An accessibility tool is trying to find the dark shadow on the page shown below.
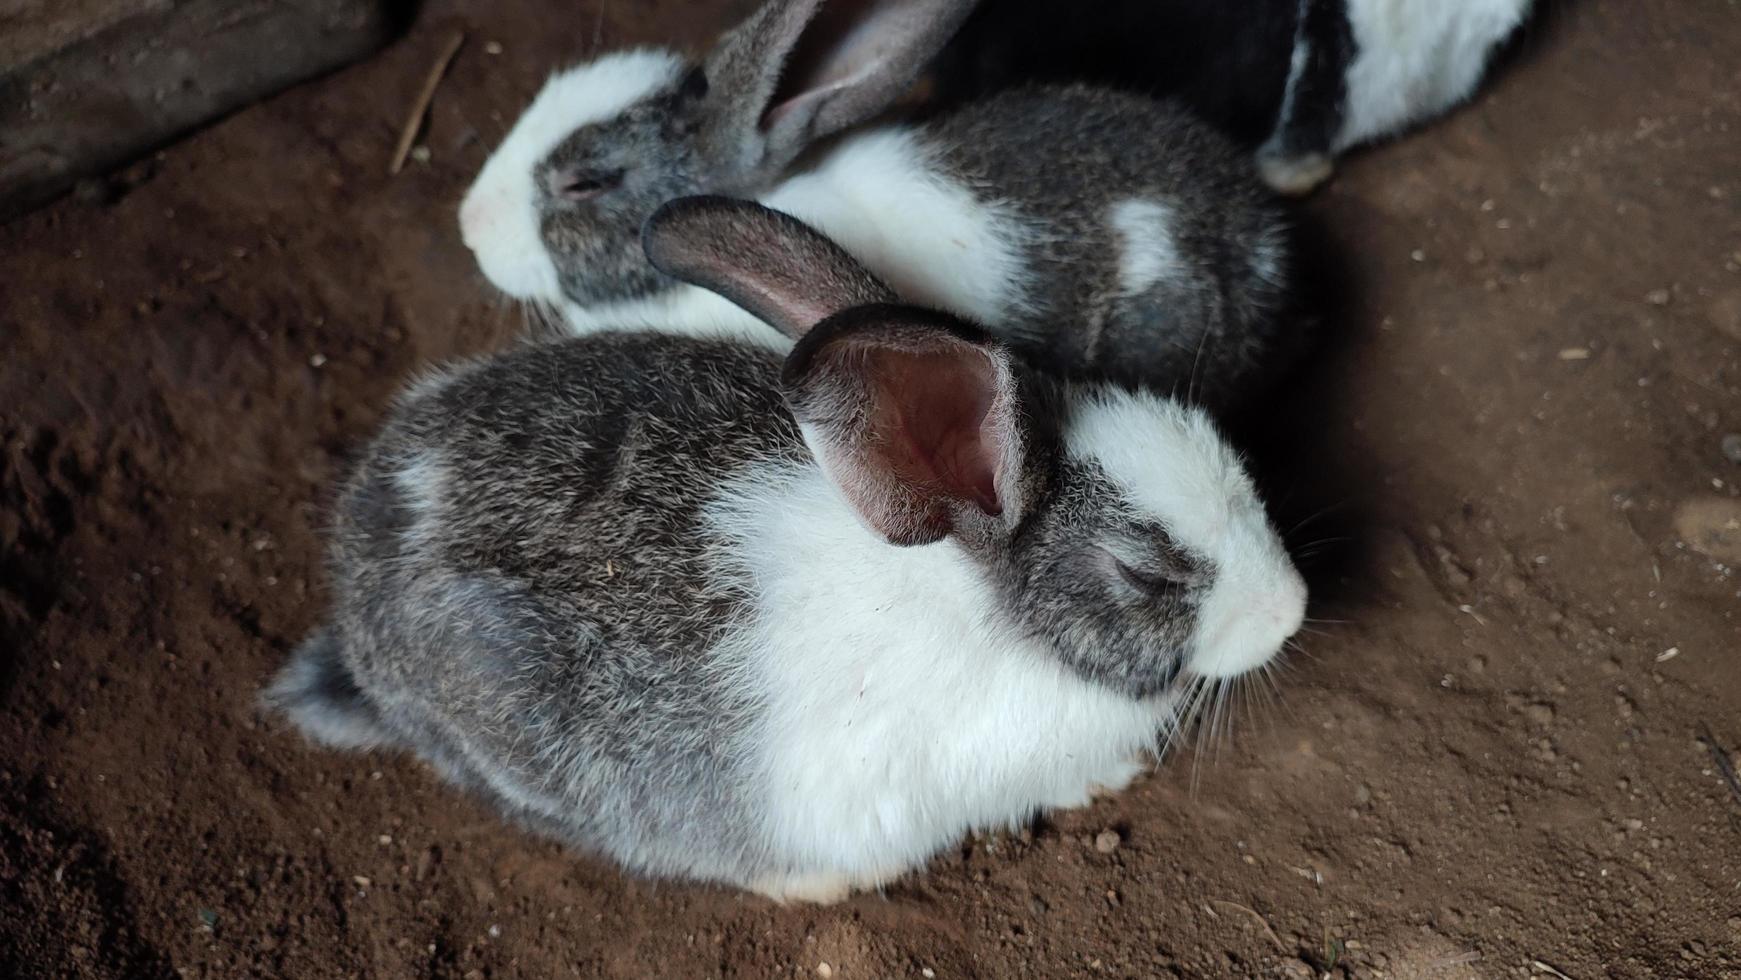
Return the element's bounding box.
[931,0,1300,146]
[1225,202,1380,616]
[0,775,176,978]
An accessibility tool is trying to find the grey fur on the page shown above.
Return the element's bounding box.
[921,85,1297,407]
[516,0,1297,415]
[698,0,979,182]
[262,626,390,749]
[273,201,1232,891]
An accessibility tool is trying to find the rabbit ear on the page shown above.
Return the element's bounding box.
[782,306,1025,546]
[643,195,896,339]
[700,0,976,180]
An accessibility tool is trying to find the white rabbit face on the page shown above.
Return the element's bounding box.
[1002,388,1304,695]
[1069,390,1306,679]
[459,49,689,307]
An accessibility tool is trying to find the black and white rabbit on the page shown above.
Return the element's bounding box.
[931,0,1537,194]
[270,197,1307,902]
[458,0,1296,411]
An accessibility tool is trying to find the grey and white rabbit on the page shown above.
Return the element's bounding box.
[269,197,1307,902]
[458,0,1296,411]
[930,0,1537,195]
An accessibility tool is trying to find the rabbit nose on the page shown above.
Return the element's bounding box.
[458,196,487,246]
[1271,575,1308,633]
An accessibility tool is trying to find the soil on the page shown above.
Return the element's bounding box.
[2,1,1738,978]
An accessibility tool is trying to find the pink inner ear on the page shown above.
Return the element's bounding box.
[870,347,1005,516]
[759,1,896,134]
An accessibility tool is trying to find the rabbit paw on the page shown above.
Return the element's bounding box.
[1257,151,1335,197]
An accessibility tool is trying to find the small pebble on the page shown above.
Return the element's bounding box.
[816,962,833,978]
[1674,496,1741,563]
[484,40,504,55]
[1721,433,1741,464]
[411,145,432,164]
[1557,347,1591,360]
[1093,830,1121,854]
[1645,288,1672,306]
[309,352,328,368]
[352,875,371,888]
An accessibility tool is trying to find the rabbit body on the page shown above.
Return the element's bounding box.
[275,332,1213,899]
[554,84,1291,408]
[460,0,1296,411]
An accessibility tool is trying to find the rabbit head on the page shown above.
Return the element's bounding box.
[458,0,974,312]
[648,197,1308,696]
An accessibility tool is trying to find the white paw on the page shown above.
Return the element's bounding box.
[1257,152,1335,196]
[747,870,855,905]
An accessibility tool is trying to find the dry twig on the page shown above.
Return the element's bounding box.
[1209,900,1286,952]
[1697,723,1741,810]
[390,31,466,175]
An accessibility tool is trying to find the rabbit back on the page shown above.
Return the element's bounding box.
[320,334,802,882]
[291,331,1174,891]
[919,86,1295,405]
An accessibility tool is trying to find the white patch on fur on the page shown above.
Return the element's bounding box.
[559,286,788,348]
[759,127,1037,330]
[391,450,448,556]
[394,452,445,519]
[1250,223,1290,290]
[1337,0,1531,150]
[705,462,1172,881]
[1065,389,1306,679]
[1107,199,1186,298]
[459,49,685,303]
[1272,0,1313,141]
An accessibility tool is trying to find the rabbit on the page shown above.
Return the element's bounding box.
[268,196,1308,902]
[457,0,1298,414]
[929,0,1538,195]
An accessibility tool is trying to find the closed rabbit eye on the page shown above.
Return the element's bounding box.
[1107,542,1203,595]
[549,168,624,202]
[1116,559,1184,594]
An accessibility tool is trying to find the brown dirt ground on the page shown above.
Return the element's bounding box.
[3,1,1739,977]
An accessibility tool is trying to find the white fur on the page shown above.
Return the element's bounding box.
[558,287,787,348]
[706,462,1170,881]
[390,450,448,555]
[1107,199,1186,298]
[1336,0,1531,150]
[458,49,685,301]
[761,128,1037,331]
[1250,222,1290,290]
[1066,390,1306,679]
[1272,0,1313,142]
[629,128,1037,343]
[701,391,1301,882]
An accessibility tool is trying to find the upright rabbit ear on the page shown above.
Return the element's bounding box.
[700,0,977,181]
[643,195,896,339]
[782,306,1025,546]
